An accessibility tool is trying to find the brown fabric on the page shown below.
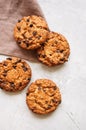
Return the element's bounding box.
[0,0,44,61]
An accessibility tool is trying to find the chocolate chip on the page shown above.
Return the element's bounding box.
[33,31,37,36]
[26,93,29,96]
[37,35,41,39]
[55,40,58,44]
[45,101,48,104]
[26,42,29,47]
[39,26,42,29]
[19,82,22,86]
[52,99,61,104]
[15,59,21,64]
[52,99,57,103]
[17,59,21,62]
[46,39,48,42]
[26,19,29,22]
[59,100,61,104]
[23,41,26,43]
[47,105,52,109]
[3,70,8,73]
[10,82,15,88]
[37,54,40,58]
[30,24,33,27]
[3,73,7,77]
[18,20,21,23]
[3,62,7,66]
[28,78,31,80]
[22,65,28,72]
[43,88,46,92]
[17,26,21,31]
[49,54,52,56]
[53,86,57,90]
[13,65,16,69]
[60,58,65,61]
[60,50,64,53]
[24,40,29,47]
[17,41,21,44]
[38,86,41,90]
[7,58,12,60]
[35,100,38,103]
[24,41,29,47]
[28,37,32,40]
[40,43,45,47]
[0,87,3,89]
[22,33,26,38]
[43,55,46,58]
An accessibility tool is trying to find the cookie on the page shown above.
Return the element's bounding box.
[0,57,31,92]
[14,15,49,50]
[37,44,53,66]
[26,79,61,114]
[37,32,70,66]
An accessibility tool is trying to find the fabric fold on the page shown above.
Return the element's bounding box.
[0,0,44,61]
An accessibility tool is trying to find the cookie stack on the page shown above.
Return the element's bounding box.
[14,15,70,66]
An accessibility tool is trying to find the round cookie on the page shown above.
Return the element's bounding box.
[26,79,61,114]
[0,57,31,92]
[14,15,49,50]
[37,32,70,66]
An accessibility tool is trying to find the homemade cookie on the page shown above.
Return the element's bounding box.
[37,32,70,66]
[14,15,49,50]
[0,57,31,92]
[26,79,61,114]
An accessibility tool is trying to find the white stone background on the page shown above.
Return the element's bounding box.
[0,0,86,130]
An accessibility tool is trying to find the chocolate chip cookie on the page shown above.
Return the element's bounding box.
[37,32,70,66]
[26,79,61,114]
[0,57,31,92]
[14,15,49,50]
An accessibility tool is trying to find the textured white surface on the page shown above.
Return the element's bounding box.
[0,0,86,130]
